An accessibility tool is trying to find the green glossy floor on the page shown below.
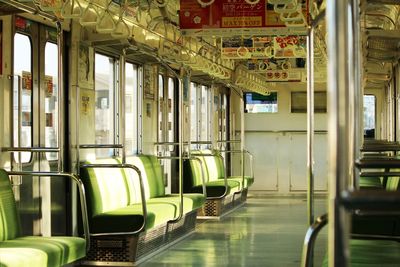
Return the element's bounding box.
[140,195,328,267]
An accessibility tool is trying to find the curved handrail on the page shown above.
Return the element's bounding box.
[154,155,207,223]
[217,149,254,191]
[7,171,91,252]
[79,163,147,236]
[301,213,328,267]
[193,152,229,200]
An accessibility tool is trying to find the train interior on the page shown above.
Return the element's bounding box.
[0,0,399,266]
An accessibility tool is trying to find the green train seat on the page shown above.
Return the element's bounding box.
[0,169,86,267]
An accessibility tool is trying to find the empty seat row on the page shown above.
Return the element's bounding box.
[0,151,249,266]
[183,150,254,217]
[0,169,87,267]
[79,155,206,265]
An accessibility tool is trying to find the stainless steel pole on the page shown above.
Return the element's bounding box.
[327,1,352,266]
[352,0,362,189]
[120,51,126,163]
[57,21,64,172]
[307,26,315,226]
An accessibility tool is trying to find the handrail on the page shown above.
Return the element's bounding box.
[192,152,229,200]
[79,163,147,236]
[2,147,60,153]
[192,157,208,200]
[217,140,241,143]
[301,213,328,267]
[217,149,254,191]
[156,155,207,219]
[7,171,90,252]
[154,142,184,146]
[79,144,124,149]
[191,141,212,145]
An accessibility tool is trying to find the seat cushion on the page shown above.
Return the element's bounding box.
[149,194,206,213]
[225,176,254,188]
[0,248,48,267]
[90,205,154,234]
[322,239,400,266]
[90,201,178,233]
[0,236,86,266]
[189,180,241,198]
[359,176,382,188]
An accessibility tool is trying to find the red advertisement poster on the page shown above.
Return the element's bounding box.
[179,0,221,29]
[180,0,265,30]
[219,0,265,28]
[180,0,309,35]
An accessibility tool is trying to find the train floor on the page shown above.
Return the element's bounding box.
[139,195,328,267]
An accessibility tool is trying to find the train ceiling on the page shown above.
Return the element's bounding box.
[1,0,399,94]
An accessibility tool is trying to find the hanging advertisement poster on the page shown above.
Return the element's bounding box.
[46,113,53,127]
[265,69,302,82]
[221,36,274,59]
[180,0,309,36]
[273,36,307,58]
[45,75,53,97]
[22,71,32,91]
[247,58,292,72]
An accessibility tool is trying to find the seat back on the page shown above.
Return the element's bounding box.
[201,150,225,181]
[0,169,21,241]
[124,155,165,201]
[183,157,208,190]
[79,158,129,218]
[386,176,400,191]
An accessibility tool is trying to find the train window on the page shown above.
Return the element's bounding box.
[191,83,211,148]
[13,33,32,163]
[219,93,228,144]
[190,82,199,143]
[291,91,326,113]
[45,42,58,161]
[167,77,175,143]
[200,85,210,142]
[125,62,140,155]
[95,53,116,157]
[245,92,278,113]
[364,95,376,138]
[158,74,164,142]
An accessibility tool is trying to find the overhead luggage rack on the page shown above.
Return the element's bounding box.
[365,30,400,62]
[368,0,400,4]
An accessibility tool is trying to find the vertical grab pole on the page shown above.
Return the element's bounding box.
[307,26,315,226]
[76,84,80,175]
[327,0,352,266]
[56,21,64,172]
[178,67,186,221]
[240,90,245,190]
[120,51,126,163]
[352,0,362,189]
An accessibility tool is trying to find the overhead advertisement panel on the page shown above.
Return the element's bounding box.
[179,0,309,36]
[221,36,306,59]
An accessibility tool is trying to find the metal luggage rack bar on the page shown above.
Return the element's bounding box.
[367,0,400,4]
[2,147,60,152]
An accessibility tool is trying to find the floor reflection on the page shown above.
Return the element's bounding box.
[140,196,328,267]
